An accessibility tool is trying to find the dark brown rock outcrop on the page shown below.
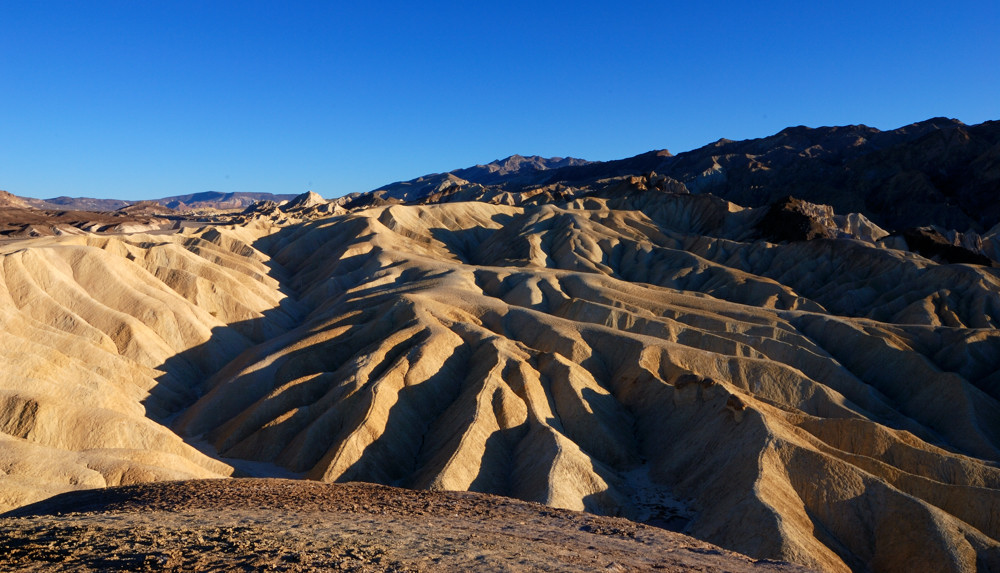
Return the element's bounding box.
[896,227,996,265]
[756,196,838,242]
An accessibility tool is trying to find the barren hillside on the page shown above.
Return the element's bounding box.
[1,120,999,572]
[0,478,809,572]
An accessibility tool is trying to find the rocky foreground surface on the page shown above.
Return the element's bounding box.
[0,478,808,572]
[1,119,999,572]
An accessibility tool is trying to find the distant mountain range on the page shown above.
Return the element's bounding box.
[5,117,998,233]
[340,154,591,206]
[16,191,299,213]
[348,117,1000,235]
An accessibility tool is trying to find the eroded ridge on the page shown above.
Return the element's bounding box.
[2,193,999,572]
[0,226,301,510]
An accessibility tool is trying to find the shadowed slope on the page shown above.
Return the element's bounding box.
[0,226,301,510]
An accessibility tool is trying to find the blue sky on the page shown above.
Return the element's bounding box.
[2,1,998,200]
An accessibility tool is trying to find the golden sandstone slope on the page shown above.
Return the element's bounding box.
[1,190,999,572]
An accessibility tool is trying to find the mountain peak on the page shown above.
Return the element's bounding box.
[283,191,327,210]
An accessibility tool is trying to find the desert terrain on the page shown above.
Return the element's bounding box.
[0,478,808,572]
[1,118,998,572]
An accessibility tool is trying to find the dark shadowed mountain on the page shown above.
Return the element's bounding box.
[365,118,999,234]
[365,155,591,203]
[451,154,591,185]
[658,117,1000,232]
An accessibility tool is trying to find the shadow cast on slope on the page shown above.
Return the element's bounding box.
[141,223,314,476]
[141,221,484,481]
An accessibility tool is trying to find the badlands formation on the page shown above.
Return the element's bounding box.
[1,118,999,572]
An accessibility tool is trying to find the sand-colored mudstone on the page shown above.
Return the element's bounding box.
[1,191,998,572]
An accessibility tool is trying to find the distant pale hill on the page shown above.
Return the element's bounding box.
[0,191,177,238]
[0,190,34,209]
[155,191,299,211]
[23,196,131,211]
[19,191,299,213]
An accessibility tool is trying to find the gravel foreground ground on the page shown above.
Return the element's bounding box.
[0,478,811,572]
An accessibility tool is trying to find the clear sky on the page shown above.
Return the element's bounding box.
[2,1,998,200]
